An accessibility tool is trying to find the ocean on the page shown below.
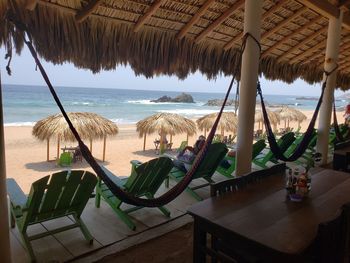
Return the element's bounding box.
[2,84,348,126]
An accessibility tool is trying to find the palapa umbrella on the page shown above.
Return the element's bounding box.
[196,112,238,137]
[277,106,304,128]
[33,112,118,162]
[136,113,196,153]
[255,109,281,132]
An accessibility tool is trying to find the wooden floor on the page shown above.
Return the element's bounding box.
[9,174,225,263]
[10,154,334,263]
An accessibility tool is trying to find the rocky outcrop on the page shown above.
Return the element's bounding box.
[151,93,194,103]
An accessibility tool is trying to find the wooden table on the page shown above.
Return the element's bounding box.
[188,169,350,262]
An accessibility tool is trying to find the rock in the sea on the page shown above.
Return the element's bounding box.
[172,93,194,103]
[205,99,237,106]
[150,95,173,103]
[151,93,194,103]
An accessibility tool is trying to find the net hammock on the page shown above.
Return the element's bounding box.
[5,4,253,207]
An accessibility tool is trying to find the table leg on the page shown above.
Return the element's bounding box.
[193,219,206,263]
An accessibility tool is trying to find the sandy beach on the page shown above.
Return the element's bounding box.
[4,110,345,193]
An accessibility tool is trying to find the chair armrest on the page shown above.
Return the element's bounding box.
[100,166,126,188]
[130,160,142,167]
[162,153,176,160]
[6,178,27,208]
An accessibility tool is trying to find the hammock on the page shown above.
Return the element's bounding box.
[257,80,327,162]
[5,4,251,207]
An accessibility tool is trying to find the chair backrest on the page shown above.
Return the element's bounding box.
[261,133,295,163]
[177,141,188,152]
[23,170,97,226]
[193,142,228,180]
[59,152,72,166]
[211,163,286,197]
[311,202,350,263]
[124,157,174,196]
[252,139,266,159]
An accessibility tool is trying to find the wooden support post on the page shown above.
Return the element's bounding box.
[102,135,106,162]
[47,138,50,162]
[170,134,173,144]
[0,71,11,263]
[236,0,263,176]
[317,11,343,165]
[143,134,147,151]
[25,0,38,10]
[186,133,189,142]
[75,0,102,23]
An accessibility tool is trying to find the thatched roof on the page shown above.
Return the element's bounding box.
[2,1,350,89]
[196,112,237,133]
[277,106,307,121]
[32,112,118,141]
[255,109,281,125]
[136,113,196,137]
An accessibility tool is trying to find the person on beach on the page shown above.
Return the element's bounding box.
[173,135,206,172]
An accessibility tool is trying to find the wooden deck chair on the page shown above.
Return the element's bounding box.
[95,157,173,230]
[253,132,295,169]
[6,170,97,261]
[168,143,228,201]
[216,139,266,178]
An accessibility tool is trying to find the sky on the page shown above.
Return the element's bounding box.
[0,47,346,97]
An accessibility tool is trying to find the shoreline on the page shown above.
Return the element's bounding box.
[4,110,346,193]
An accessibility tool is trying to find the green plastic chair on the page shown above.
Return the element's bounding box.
[95,157,174,230]
[216,139,266,178]
[7,170,97,261]
[58,152,72,167]
[168,142,228,201]
[284,130,317,163]
[253,132,295,169]
[176,141,188,153]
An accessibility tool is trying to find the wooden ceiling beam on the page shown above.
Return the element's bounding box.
[224,0,288,50]
[134,0,165,33]
[195,0,244,43]
[177,0,216,40]
[261,16,323,57]
[261,7,307,40]
[75,0,102,23]
[277,27,327,62]
[297,0,350,30]
[25,0,38,10]
[289,39,326,64]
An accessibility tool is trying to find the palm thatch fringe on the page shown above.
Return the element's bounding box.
[2,3,350,90]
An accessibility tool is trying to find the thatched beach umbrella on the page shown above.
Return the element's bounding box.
[277,106,303,128]
[136,113,196,153]
[255,109,281,132]
[33,112,118,162]
[196,112,238,137]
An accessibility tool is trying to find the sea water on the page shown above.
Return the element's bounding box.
[2,84,348,126]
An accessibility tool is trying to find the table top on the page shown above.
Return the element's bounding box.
[188,169,350,255]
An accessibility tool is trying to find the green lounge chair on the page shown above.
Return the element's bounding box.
[58,152,72,166]
[176,141,188,153]
[216,139,266,178]
[168,142,228,201]
[253,132,295,169]
[95,157,173,230]
[7,170,97,261]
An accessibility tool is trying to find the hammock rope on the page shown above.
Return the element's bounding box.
[5,5,254,207]
[257,64,338,162]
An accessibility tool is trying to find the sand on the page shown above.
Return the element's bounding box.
[3,110,345,193]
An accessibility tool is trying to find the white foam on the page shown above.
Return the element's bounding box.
[157,109,234,117]
[110,118,136,124]
[4,122,36,127]
[127,100,186,105]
